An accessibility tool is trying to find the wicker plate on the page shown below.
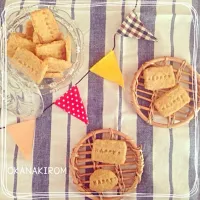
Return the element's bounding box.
[70,129,144,200]
[131,56,200,128]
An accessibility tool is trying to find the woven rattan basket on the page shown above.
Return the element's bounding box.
[70,129,144,200]
[131,56,200,128]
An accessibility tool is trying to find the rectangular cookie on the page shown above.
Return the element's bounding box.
[143,65,176,91]
[43,57,72,72]
[45,72,63,78]
[11,48,48,84]
[7,33,36,57]
[92,139,127,165]
[25,20,34,38]
[154,85,190,117]
[36,40,66,60]
[31,8,61,43]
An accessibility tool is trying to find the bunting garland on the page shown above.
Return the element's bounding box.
[53,50,124,124]
[4,4,159,159]
[52,7,157,124]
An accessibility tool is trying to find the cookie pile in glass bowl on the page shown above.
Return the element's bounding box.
[3,5,83,95]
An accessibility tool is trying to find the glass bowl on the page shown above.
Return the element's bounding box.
[0,4,84,118]
[3,4,84,95]
[0,68,44,119]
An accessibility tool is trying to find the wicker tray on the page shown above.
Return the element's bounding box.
[70,129,144,200]
[131,56,200,128]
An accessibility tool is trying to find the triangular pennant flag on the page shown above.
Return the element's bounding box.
[117,10,157,42]
[55,86,89,124]
[7,119,35,160]
[90,50,124,87]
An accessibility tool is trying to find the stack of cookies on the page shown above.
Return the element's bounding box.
[7,8,72,84]
[89,139,127,192]
[143,65,190,117]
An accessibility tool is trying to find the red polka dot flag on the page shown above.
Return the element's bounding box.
[55,86,89,124]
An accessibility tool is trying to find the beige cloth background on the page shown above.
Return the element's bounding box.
[0,0,200,199]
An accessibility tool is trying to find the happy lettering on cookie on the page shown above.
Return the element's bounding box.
[143,65,176,91]
[92,139,127,165]
[94,147,121,155]
[154,85,190,117]
[92,177,118,185]
[89,169,118,192]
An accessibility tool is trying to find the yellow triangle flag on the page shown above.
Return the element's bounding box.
[90,50,124,87]
[7,119,35,160]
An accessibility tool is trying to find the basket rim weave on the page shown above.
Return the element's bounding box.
[69,128,144,200]
[131,56,200,128]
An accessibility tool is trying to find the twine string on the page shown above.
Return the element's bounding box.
[75,70,90,85]
[133,0,139,18]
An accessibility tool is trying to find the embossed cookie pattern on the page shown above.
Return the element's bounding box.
[89,169,118,192]
[143,65,176,91]
[31,8,61,43]
[154,85,190,117]
[92,139,127,164]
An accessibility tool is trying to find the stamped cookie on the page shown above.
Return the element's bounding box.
[154,85,190,117]
[31,8,61,43]
[89,169,118,192]
[143,65,176,91]
[7,33,36,57]
[43,57,72,72]
[36,40,66,60]
[11,48,48,84]
[92,140,127,164]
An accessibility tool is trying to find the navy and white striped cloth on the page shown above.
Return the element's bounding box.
[1,0,200,199]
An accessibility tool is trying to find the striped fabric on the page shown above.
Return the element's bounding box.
[1,0,200,200]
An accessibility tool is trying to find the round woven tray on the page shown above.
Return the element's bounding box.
[70,129,144,200]
[131,56,200,128]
